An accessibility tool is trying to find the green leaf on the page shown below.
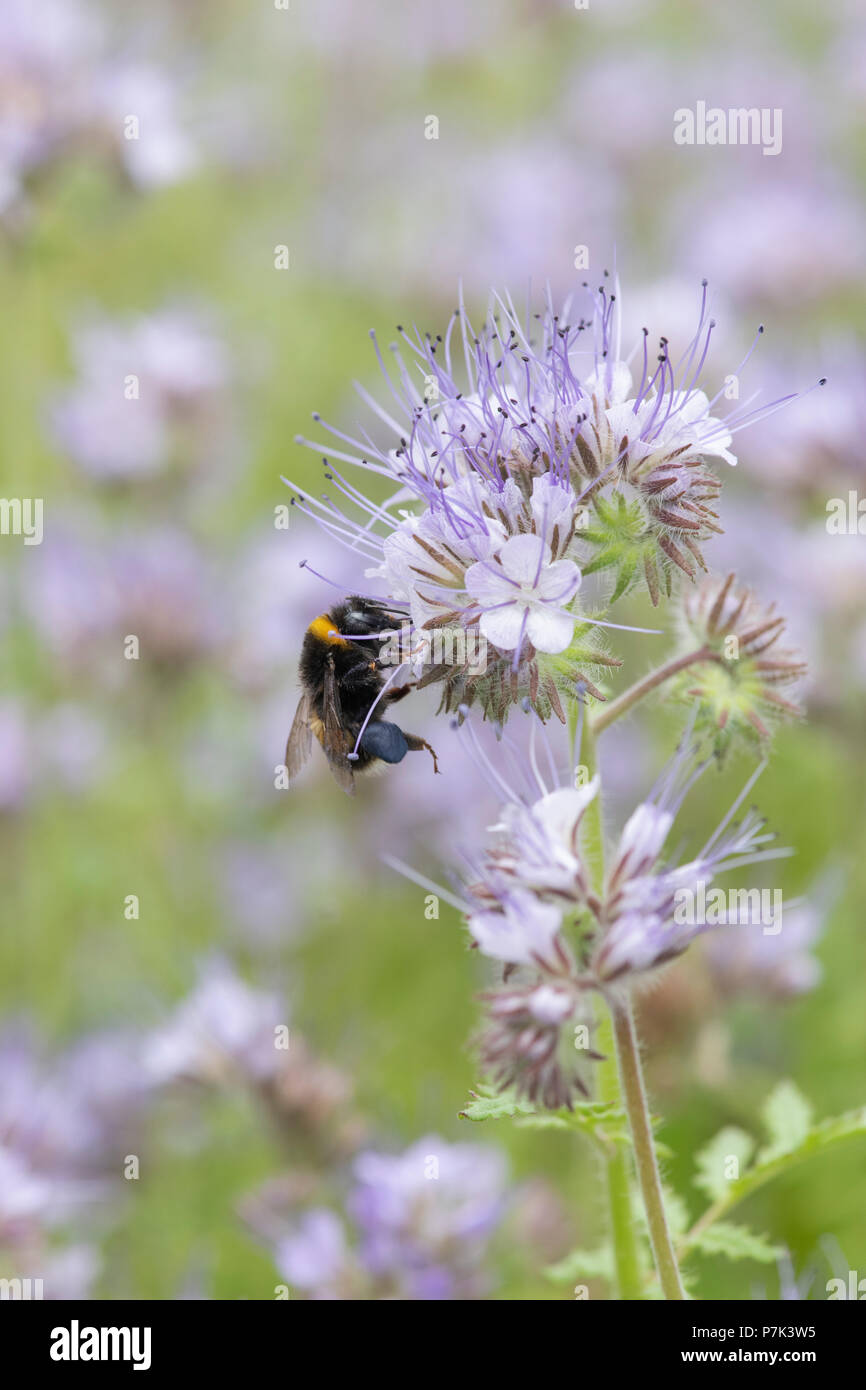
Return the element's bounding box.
[458,1089,536,1122]
[662,1187,691,1239]
[693,1126,756,1201]
[728,1105,866,1203]
[687,1223,784,1264]
[758,1080,814,1164]
[688,1100,866,1250]
[545,1245,615,1284]
[459,1086,630,1148]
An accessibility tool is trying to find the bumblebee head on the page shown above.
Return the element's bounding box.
[340,596,404,639]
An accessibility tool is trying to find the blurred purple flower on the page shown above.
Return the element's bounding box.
[111,527,224,666]
[704,876,835,1000]
[348,1135,506,1299]
[51,309,230,481]
[38,703,109,794]
[22,522,118,667]
[294,0,500,67]
[680,180,865,306]
[0,0,102,217]
[738,341,866,490]
[0,699,32,811]
[0,1024,150,1180]
[144,959,287,1086]
[258,1134,507,1300]
[275,1209,350,1299]
[93,63,198,190]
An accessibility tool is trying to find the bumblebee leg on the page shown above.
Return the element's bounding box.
[404,733,440,774]
[383,682,416,705]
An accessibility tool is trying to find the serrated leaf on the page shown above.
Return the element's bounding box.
[459,1087,630,1148]
[758,1080,814,1163]
[545,1245,615,1284]
[458,1089,536,1122]
[686,1104,866,1249]
[731,1105,866,1200]
[694,1126,756,1201]
[687,1222,784,1264]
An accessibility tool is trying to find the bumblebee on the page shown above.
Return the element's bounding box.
[285,596,440,796]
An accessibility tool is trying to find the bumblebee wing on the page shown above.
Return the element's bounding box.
[321,656,357,797]
[284,692,314,780]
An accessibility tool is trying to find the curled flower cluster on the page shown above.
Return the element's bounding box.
[446,729,789,1108]
[290,279,792,724]
[674,571,807,750]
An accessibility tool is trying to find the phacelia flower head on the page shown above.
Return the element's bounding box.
[424,720,790,1107]
[289,278,792,724]
[674,571,807,751]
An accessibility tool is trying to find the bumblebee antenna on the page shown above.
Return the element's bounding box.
[298,559,399,606]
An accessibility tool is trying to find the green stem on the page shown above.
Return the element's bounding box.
[577,710,685,1300]
[590,646,714,737]
[575,714,643,1300]
[596,1005,644,1299]
[611,998,687,1300]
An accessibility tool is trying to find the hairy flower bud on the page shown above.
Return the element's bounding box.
[674,572,807,750]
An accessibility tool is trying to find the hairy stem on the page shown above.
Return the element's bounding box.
[575,714,643,1300]
[591,646,715,737]
[611,998,687,1300]
[595,1006,644,1299]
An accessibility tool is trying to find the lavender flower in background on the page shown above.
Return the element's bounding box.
[679,179,866,307]
[21,520,119,669]
[0,700,32,812]
[50,309,230,482]
[145,959,366,1154]
[38,703,109,795]
[92,63,198,190]
[0,0,103,221]
[255,1135,507,1301]
[144,959,286,1088]
[111,527,224,668]
[0,0,204,227]
[712,502,866,698]
[349,1137,506,1300]
[738,342,866,490]
[704,875,836,1001]
[0,1022,153,1297]
[274,1208,354,1299]
[291,0,501,68]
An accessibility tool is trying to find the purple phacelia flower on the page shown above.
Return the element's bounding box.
[289,279,795,722]
[421,719,791,1107]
